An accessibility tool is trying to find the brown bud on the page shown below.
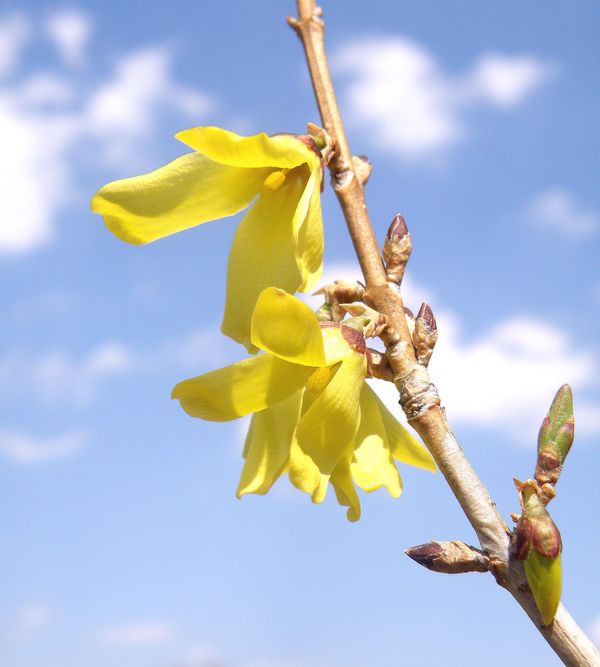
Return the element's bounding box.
[387,213,409,240]
[383,214,412,285]
[405,541,490,574]
[413,302,438,367]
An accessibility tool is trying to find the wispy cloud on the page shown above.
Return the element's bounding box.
[100,621,175,647]
[45,9,92,68]
[0,10,215,256]
[0,430,88,463]
[333,36,556,159]
[85,46,213,165]
[525,189,599,238]
[0,340,133,406]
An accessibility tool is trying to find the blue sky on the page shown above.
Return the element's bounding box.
[1,1,599,665]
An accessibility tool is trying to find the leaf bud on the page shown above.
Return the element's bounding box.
[383,214,412,284]
[413,302,438,367]
[405,540,490,574]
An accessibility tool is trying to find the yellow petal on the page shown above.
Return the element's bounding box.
[524,550,562,626]
[176,127,313,169]
[251,287,326,366]
[221,168,306,352]
[171,354,312,421]
[330,457,362,522]
[295,352,366,476]
[91,153,268,245]
[288,436,325,499]
[368,384,436,473]
[351,384,403,497]
[237,391,302,497]
[295,165,324,292]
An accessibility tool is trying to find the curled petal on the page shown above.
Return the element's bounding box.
[296,167,324,292]
[351,385,403,497]
[176,126,314,169]
[251,288,326,366]
[91,153,267,245]
[237,392,302,497]
[221,169,306,351]
[172,355,312,421]
[295,352,366,477]
[330,457,361,522]
[366,384,436,472]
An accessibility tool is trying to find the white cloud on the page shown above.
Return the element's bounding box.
[526,189,599,238]
[333,36,555,158]
[428,313,598,442]
[0,13,215,256]
[0,430,88,463]
[45,9,91,68]
[101,621,175,647]
[0,340,134,406]
[85,47,213,164]
[0,13,30,77]
[0,80,76,253]
[466,55,555,107]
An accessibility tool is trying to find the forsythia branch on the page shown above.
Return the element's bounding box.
[289,1,600,665]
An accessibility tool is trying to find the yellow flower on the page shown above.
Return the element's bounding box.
[172,287,436,521]
[91,127,324,352]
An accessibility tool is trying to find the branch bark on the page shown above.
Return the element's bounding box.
[289,2,600,665]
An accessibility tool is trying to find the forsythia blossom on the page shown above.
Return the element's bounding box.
[91,127,324,351]
[172,287,435,521]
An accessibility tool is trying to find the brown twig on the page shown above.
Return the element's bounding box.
[289,2,600,665]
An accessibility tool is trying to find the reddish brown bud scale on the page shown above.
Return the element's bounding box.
[387,213,409,240]
[340,324,366,354]
[383,214,412,285]
[413,302,438,367]
[416,302,436,331]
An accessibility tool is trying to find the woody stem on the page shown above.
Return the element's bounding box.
[289,2,600,665]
